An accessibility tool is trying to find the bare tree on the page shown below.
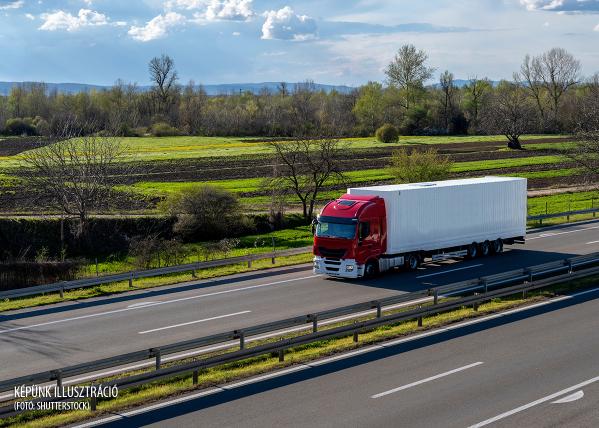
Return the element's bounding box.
[439,70,456,131]
[516,48,580,128]
[482,81,537,150]
[385,44,435,109]
[266,136,346,219]
[149,54,178,115]
[564,80,599,179]
[21,125,127,237]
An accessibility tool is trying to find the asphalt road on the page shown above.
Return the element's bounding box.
[96,285,599,428]
[1,220,599,380]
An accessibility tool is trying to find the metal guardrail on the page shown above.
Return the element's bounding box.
[528,207,599,224]
[0,208,597,301]
[2,251,599,417]
[0,246,313,300]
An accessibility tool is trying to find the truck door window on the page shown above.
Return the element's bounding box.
[359,222,370,241]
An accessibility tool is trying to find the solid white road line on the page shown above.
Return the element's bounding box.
[0,275,318,334]
[127,301,158,308]
[138,311,251,334]
[371,362,483,399]
[586,240,599,245]
[469,376,599,427]
[527,225,599,240]
[416,264,483,279]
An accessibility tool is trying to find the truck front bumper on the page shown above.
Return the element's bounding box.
[313,256,364,279]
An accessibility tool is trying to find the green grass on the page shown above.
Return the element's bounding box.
[528,190,599,216]
[123,155,568,198]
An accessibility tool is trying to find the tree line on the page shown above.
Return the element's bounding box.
[1,47,596,140]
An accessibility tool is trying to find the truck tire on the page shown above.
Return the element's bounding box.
[492,238,503,254]
[466,242,478,259]
[481,240,491,256]
[406,254,420,271]
[365,260,379,278]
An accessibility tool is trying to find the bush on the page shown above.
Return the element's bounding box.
[4,118,37,136]
[389,148,453,183]
[399,105,430,135]
[375,123,400,143]
[161,185,250,241]
[151,122,181,137]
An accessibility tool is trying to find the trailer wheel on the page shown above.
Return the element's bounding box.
[481,240,491,257]
[365,260,379,278]
[406,254,420,271]
[466,242,478,259]
[492,238,503,254]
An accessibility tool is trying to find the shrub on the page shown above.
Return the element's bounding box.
[375,123,400,143]
[389,148,453,183]
[161,185,249,241]
[4,118,37,136]
[151,122,180,137]
[399,105,430,135]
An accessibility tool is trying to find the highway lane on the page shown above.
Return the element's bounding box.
[97,286,599,428]
[1,220,599,380]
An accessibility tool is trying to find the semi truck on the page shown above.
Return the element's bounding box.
[312,176,527,279]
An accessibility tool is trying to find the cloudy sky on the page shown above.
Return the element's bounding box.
[0,0,598,86]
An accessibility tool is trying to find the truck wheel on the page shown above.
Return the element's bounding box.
[406,254,420,271]
[466,242,478,259]
[492,238,503,254]
[365,260,379,278]
[481,240,491,257]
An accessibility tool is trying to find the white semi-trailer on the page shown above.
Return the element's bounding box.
[313,176,527,278]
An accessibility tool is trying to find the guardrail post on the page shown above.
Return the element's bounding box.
[191,269,197,279]
[153,348,161,370]
[376,302,382,318]
[193,370,199,385]
[247,259,252,268]
[95,258,99,277]
[90,383,97,411]
[482,279,488,294]
[52,370,62,389]
[353,322,358,342]
[312,315,318,333]
[568,260,573,274]
[271,256,276,265]
[417,305,423,326]
[239,331,245,350]
[59,286,64,299]
[433,289,438,305]
[473,293,479,311]
[129,274,133,288]
[278,339,285,362]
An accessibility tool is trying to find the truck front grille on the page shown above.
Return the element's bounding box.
[318,247,346,258]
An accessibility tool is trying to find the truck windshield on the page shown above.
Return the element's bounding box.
[316,222,356,239]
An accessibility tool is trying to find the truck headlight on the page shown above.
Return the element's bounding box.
[346,265,354,272]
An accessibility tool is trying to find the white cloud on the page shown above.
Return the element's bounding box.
[261,6,317,41]
[205,0,253,21]
[0,0,24,10]
[520,0,599,13]
[164,0,204,10]
[39,9,110,31]
[25,12,34,19]
[128,12,186,42]
[595,22,599,30]
[232,31,240,36]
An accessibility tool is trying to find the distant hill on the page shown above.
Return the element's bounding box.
[0,81,356,96]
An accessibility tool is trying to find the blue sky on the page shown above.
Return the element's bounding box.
[0,0,598,86]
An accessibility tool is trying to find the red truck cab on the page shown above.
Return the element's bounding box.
[313,195,387,278]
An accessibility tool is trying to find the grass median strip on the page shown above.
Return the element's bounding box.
[2,274,596,428]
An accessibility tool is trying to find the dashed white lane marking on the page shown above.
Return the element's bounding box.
[127,302,158,308]
[0,275,317,334]
[371,362,484,398]
[138,311,251,334]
